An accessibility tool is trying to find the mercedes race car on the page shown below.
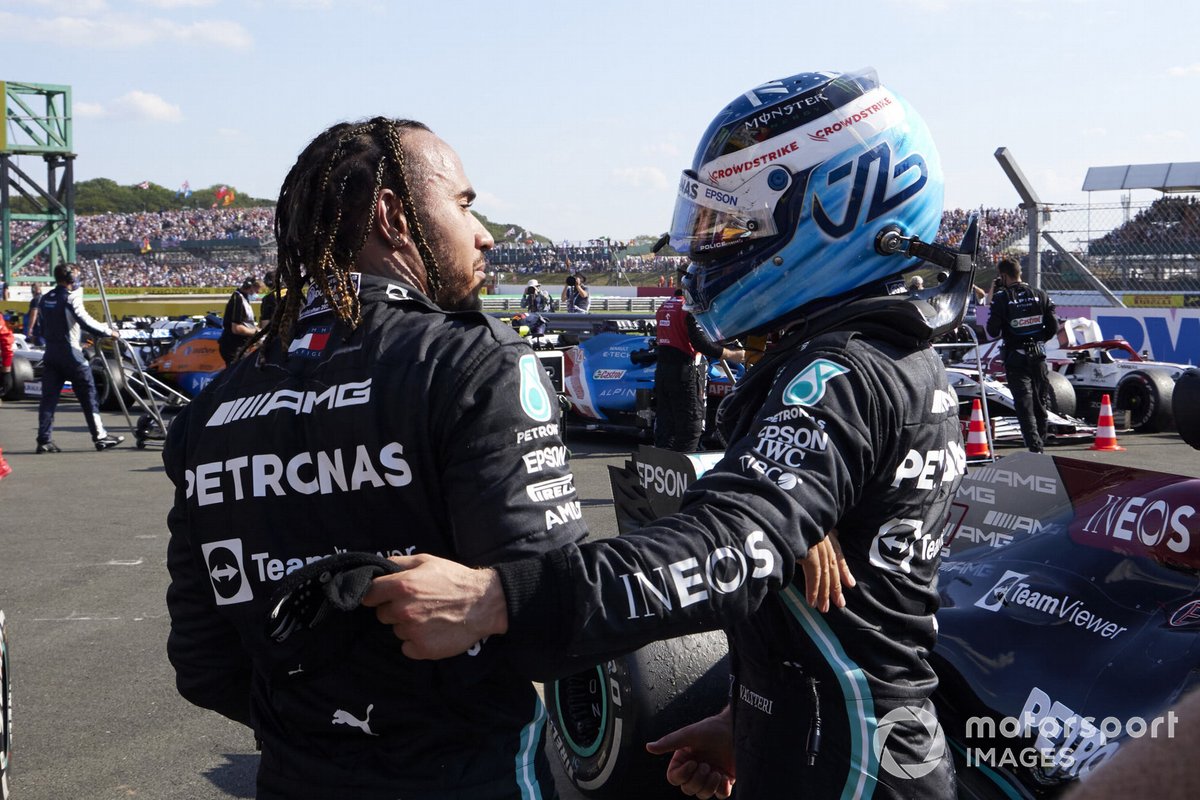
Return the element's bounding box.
[547,448,1200,799]
[956,317,1193,435]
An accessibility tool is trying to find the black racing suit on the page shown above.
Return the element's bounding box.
[36,284,112,445]
[498,299,964,799]
[986,282,1058,452]
[165,275,588,799]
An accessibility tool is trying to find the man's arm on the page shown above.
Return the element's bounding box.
[686,314,744,363]
[67,289,117,339]
[369,345,877,661]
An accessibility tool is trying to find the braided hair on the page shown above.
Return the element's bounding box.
[251,117,442,360]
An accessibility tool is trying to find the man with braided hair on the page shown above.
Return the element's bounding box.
[165,118,586,798]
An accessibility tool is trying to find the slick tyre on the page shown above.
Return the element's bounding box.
[1045,370,1077,418]
[3,357,33,401]
[1174,369,1200,450]
[1116,369,1175,433]
[92,358,128,412]
[545,632,729,799]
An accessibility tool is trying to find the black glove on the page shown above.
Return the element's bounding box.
[265,552,400,643]
[1,370,12,396]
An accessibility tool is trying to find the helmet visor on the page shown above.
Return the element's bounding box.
[668,171,778,258]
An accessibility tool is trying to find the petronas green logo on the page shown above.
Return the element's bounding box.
[782,359,850,407]
[519,354,553,422]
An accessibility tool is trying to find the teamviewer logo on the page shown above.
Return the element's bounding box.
[201,538,254,605]
[974,570,1028,612]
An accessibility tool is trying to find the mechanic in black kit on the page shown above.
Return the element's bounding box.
[366,69,966,800]
[654,286,744,452]
[218,276,265,365]
[986,256,1059,453]
[34,263,124,453]
[164,118,591,799]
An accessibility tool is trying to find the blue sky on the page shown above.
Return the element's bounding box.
[2,0,1197,241]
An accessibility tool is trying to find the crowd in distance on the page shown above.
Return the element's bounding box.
[7,205,1029,289]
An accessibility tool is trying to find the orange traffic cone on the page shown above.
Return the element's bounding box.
[1089,394,1125,451]
[0,448,11,481]
[965,399,991,459]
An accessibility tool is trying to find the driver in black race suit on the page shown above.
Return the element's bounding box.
[165,119,588,799]
[366,70,966,800]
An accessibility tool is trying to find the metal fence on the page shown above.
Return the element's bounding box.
[1033,196,1200,301]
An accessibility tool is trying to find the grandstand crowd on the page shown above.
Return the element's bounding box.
[5,205,1028,289]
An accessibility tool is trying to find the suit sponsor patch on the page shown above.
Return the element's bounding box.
[781,359,849,407]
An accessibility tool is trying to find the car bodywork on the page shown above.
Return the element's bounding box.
[504,312,743,444]
[553,448,1200,799]
[958,317,1192,433]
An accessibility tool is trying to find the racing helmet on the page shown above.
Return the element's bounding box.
[669,69,944,341]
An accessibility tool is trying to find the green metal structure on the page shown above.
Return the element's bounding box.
[1,81,75,288]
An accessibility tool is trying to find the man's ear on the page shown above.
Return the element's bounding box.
[377,188,410,244]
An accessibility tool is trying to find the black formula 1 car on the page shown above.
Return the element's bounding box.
[547,448,1200,799]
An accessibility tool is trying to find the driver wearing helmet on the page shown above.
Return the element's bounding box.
[366,70,966,799]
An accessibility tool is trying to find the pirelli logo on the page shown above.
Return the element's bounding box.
[206,380,372,427]
[526,475,575,503]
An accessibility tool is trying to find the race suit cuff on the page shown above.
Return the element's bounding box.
[494,547,572,645]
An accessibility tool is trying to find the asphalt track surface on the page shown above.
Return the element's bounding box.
[0,398,1196,800]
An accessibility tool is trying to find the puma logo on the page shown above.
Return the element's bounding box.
[332,704,377,736]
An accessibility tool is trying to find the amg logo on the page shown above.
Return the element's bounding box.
[983,510,1053,535]
[954,525,1013,548]
[206,380,371,426]
[971,466,1057,495]
[957,484,996,504]
[526,475,575,503]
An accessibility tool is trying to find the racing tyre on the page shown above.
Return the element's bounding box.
[3,357,33,401]
[2,611,11,800]
[545,632,730,799]
[1174,368,1200,449]
[1045,370,1076,418]
[92,358,128,411]
[1115,369,1175,433]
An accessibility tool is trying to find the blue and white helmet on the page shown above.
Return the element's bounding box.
[669,69,944,341]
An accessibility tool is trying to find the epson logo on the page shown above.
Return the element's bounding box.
[527,475,575,503]
[636,463,690,498]
[753,424,830,468]
[206,380,371,427]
